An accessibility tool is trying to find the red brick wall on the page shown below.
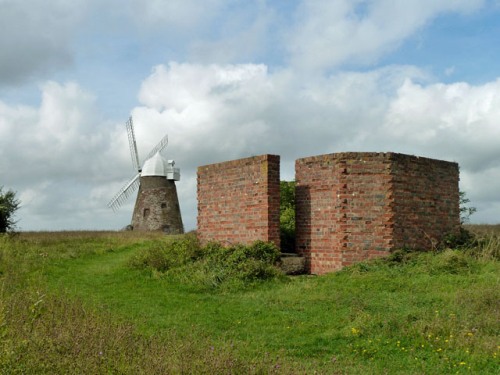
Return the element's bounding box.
[296,152,459,274]
[390,154,460,250]
[196,151,459,275]
[295,153,394,274]
[197,154,280,247]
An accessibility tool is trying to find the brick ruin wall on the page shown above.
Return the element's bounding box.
[295,153,394,274]
[390,153,460,250]
[197,152,460,275]
[295,152,460,274]
[197,155,280,247]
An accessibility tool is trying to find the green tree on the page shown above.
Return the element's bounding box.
[280,181,295,252]
[0,186,20,233]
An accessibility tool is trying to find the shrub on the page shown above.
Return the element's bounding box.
[179,240,283,291]
[201,240,282,288]
[128,232,201,272]
[442,226,477,249]
[130,237,282,291]
[0,186,20,233]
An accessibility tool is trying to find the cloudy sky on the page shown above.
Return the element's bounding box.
[1,0,499,231]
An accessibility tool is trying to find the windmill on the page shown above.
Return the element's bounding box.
[108,117,184,233]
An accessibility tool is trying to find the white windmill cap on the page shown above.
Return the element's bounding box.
[141,152,168,177]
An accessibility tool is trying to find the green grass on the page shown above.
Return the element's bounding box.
[1,229,499,373]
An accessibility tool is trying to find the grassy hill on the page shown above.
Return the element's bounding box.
[0,228,498,374]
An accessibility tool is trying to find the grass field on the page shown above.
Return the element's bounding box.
[0,228,499,374]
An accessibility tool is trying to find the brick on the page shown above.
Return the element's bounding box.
[296,152,459,274]
[196,151,459,275]
[197,155,280,248]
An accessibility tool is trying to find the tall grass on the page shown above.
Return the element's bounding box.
[0,226,499,374]
[0,289,300,374]
[463,225,500,260]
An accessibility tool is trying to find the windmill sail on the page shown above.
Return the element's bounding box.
[144,134,169,161]
[126,116,141,172]
[107,173,140,211]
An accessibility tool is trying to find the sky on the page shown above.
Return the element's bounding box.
[1,0,500,231]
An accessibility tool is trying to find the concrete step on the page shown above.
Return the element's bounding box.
[278,253,305,275]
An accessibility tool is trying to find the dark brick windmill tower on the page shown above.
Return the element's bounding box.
[108,117,184,233]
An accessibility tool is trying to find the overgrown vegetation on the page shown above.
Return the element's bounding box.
[280,180,296,252]
[1,228,499,373]
[0,186,20,233]
[128,233,283,291]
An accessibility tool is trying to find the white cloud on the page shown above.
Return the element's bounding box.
[0,81,130,230]
[4,56,500,231]
[360,76,500,223]
[379,78,500,171]
[130,62,500,226]
[2,81,113,180]
[4,61,500,230]
[288,0,484,71]
[135,62,273,160]
[133,62,422,168]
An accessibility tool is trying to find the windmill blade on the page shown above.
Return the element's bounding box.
[126,116,141,172]
[144,133,169,161]
[107,173,140,212]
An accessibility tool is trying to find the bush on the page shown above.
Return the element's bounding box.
[0,186,20,233]
[183,240,283,291]
[200,241,282,288]
[130,236,282,291]
[442,226,477,249]
[128,232,201,272]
